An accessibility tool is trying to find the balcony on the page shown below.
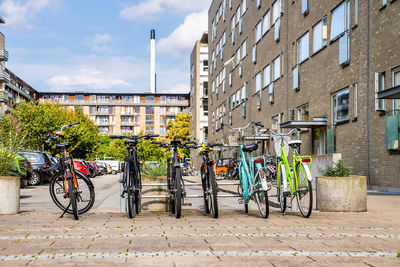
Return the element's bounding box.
[0,91,11,102]
[6,82,35,101]
[95,121,109,126]
[0,49,9,61]
[0,71,11,83]
[121,121,133,126]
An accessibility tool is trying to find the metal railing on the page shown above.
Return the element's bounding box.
[0,71,11,83]
[0,49,9,61]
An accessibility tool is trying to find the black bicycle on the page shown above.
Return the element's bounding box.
[111,134,158,218]
[198,143,223,218]
[151,139,196,218]
[47,122,95,220]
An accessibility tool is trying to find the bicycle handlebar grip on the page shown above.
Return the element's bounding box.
[146,134,159,138]
[110,135,123,139]
[69,122,80,127]
[255,122,264,128]
[216,123,224,132]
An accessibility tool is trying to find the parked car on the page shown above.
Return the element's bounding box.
[106,163,112,174]
[85,161,97,178]
[89,161,103,175]
[17,151,54,185]
[73,159,89,176]
[95,162,107,175]
[96,160,120,174]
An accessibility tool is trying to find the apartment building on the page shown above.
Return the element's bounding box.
[190,32,209,144]
[208,0,400,189]
[38,92,189,136]
[0,16,9,116]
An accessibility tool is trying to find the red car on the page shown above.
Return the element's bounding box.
[73,160,89,176]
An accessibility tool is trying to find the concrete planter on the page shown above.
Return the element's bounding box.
[0,176,20,214]
[141,176,170,212]
[316,175,367,212]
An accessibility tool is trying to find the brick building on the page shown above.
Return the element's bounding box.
[207,0,400,189]
[38,92,189,136]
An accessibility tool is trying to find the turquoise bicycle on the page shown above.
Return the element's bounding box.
[217,121,270,218]
[268,128,313,218]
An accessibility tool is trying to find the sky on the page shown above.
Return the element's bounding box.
[0,0,212,94]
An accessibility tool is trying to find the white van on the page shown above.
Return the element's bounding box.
[97,160,120,174]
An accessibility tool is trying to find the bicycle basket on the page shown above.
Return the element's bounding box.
[273,135,290,157]
[221,128,240,147]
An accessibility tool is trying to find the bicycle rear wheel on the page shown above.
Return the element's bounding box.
[175,168,182,218]
[201,166,210,214]
[67,179,78,220]
[296,163,313,218]
[49,172,95,214]
[207,165,218,218]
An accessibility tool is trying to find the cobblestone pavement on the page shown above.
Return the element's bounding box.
[0,175,399,266]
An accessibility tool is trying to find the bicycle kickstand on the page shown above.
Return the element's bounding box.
[59,202,71,218]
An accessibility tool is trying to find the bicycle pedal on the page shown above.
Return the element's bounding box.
[283,191,291,197]
[238,198,245,204]
[183,203,192,206]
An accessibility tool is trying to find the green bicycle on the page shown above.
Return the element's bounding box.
[269,128,313,218]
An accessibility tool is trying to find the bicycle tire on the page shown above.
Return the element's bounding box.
[207,165,218,218]
[68,179,79,220]
[244,203,249,213]
[175,167,182,218]
[201,166,210,214]
[170,164,176,214]
[254,189,269,219]
[296,163,313,218]
[134,168,141,215]
[49,172,95,214]
[126,163,135,219]
[277,164,287,213]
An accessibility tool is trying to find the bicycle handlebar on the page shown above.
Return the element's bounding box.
[60,122,80,131]
[217,121,264,133]
[110,134,159,140]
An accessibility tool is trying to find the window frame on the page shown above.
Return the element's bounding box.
[332,88,350,124]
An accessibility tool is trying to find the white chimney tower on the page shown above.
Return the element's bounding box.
[150,29,156,93]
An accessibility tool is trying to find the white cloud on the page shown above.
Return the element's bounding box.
[0,0,50,29]
[157,10,207,58]
[84,34,113,53]
[119,0,211,21]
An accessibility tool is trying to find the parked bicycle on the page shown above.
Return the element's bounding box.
[151,139,196,218]
[217,121,270,218]
[110,134,158,218]
[47,122,95,220]
[198,142,223,218]
[268,128,313,218]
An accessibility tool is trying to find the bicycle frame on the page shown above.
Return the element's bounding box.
[277,141,313,194]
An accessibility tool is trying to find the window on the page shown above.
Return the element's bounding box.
[330,1,350,41]
[242,0,247,15]
[298,32,309,63]
[255,21,262,43]
[293,65,299,90]
[255,72,262,93]
[241,40,247,59]
[252,45,257,63]
[238,17,242,34]
[272,115,280,131]
[146,106,154,114]
[229,72,232,86]
[353,83,358,119]
[313,17,328,53]
[273,56,281,81]
[333,88,350,123]
[339,31,350,65]
[263,65,271,88]
[160,126,166,136]
[229,0,232,9]
[297,104,309,120]
[274,17,280,41]
[236,47,241,66]
[302,0,309,14]
[256,0,261,8]
[75,94,84,100]
[268,82,274,103]
[146,116,153,125]
[272,0,280,24]
[393,68,400,114]
[262,11,270,35]
[382,0,387,7]
[289,108,295,121]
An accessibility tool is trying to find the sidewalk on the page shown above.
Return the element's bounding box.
[0,190,399,266]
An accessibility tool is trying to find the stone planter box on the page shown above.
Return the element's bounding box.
[316,175,367,212]
[141,176,170,212]
[0,176,20,214]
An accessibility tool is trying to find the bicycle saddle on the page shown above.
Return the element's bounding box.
[56,142,71,149]
[288,140,302,149]
[243,143,258,152]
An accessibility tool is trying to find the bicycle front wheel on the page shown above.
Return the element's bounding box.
[49,173,95,215]
[67,179,78,220]
[296,163,313,218]
[254,189,269,219]
[201,166,210,214]
[207,165,218,218]
[127,171,135,219]
[175,168,182,218]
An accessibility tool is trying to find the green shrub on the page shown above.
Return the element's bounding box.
[141,163,167,177]
[323,160,350,177]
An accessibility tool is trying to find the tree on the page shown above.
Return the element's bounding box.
[166,113,191,157]
[1,102,100,160]
[95,135,127,161]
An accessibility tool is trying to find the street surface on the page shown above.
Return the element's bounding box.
[0,174,399,266]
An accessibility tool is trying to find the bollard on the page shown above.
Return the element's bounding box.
[0,176,20,214]
[120,173,126,213]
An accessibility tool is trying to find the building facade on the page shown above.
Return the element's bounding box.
[208,0,400,188]
[190,33,209,144]
[38,92,189,136]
